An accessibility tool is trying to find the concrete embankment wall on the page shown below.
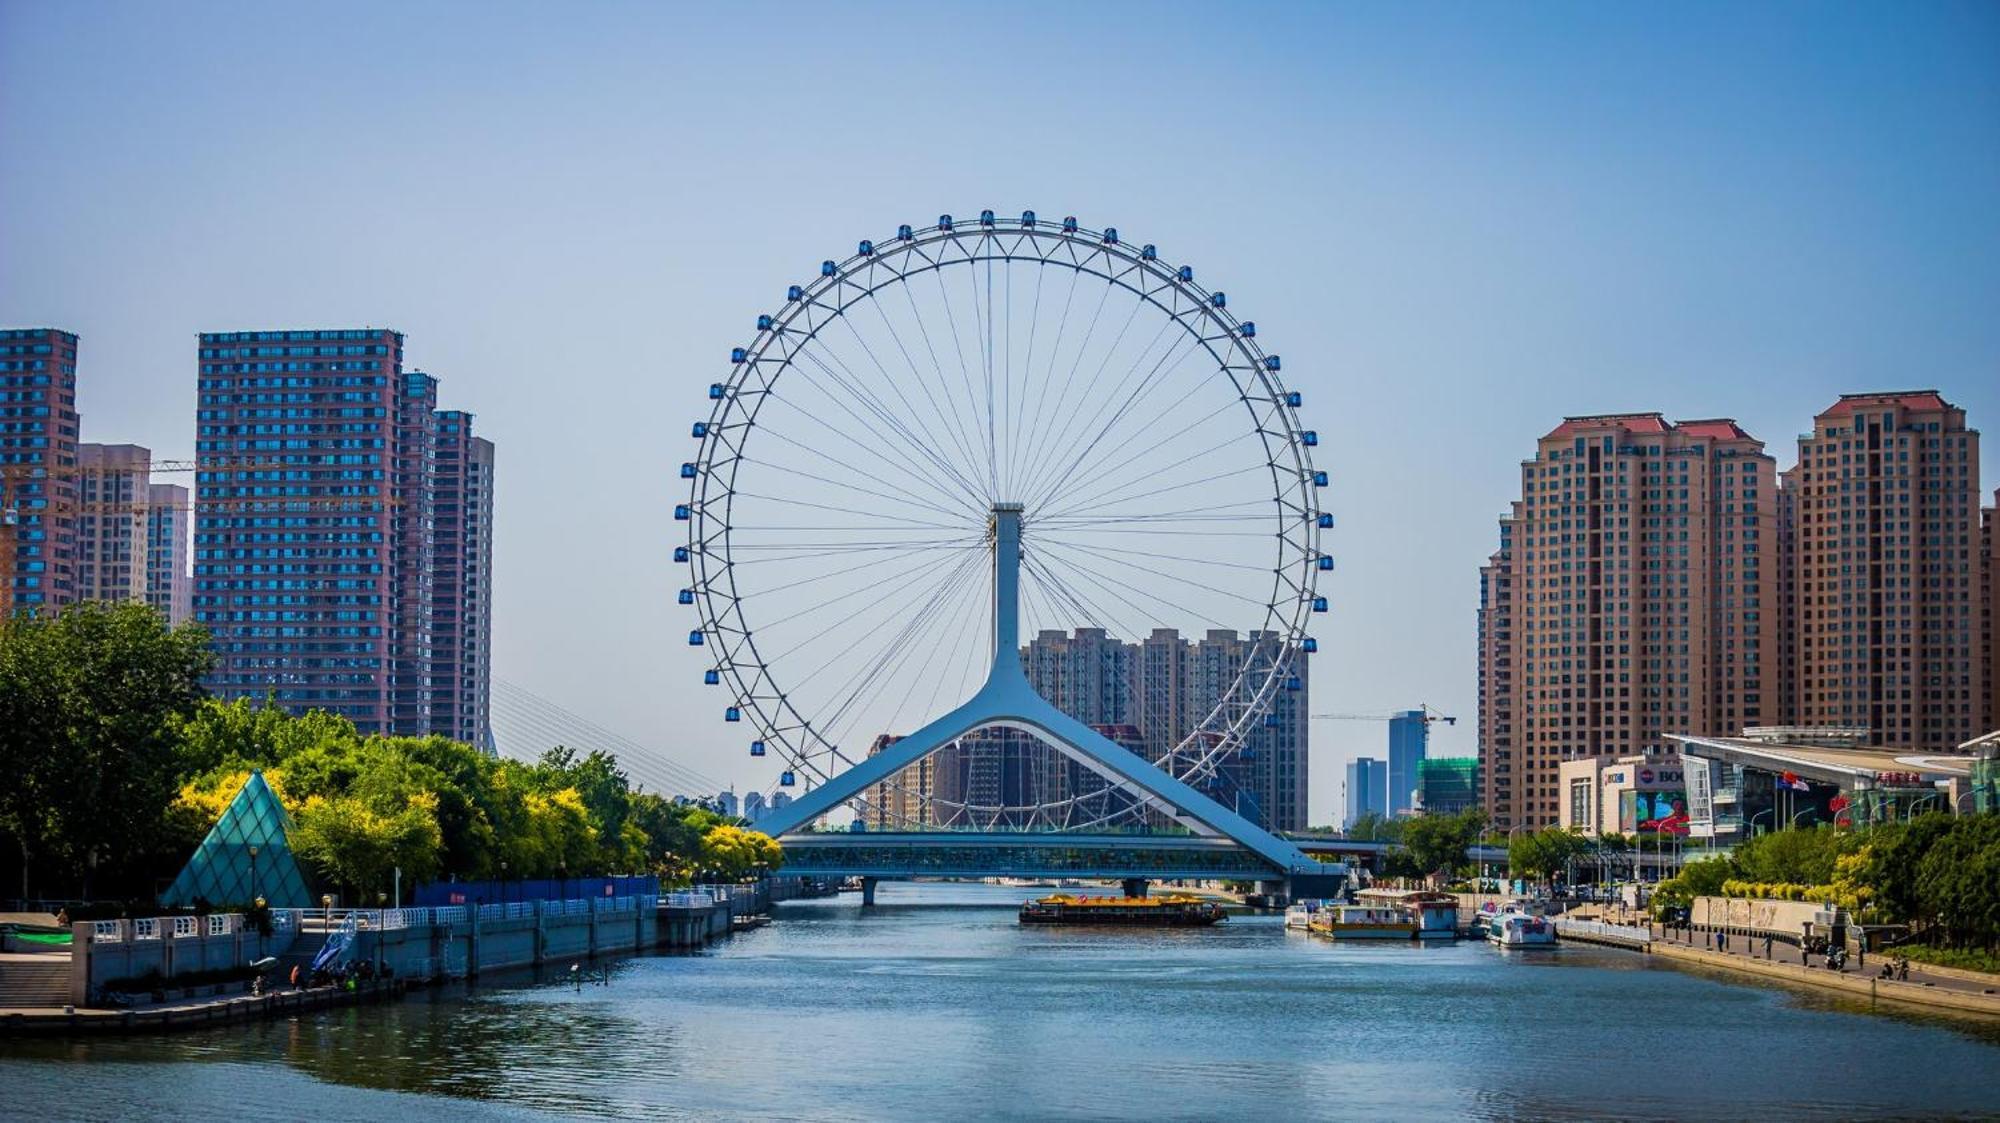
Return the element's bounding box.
[355,898,660,980]
[73,920,301,1006]
[1649,940,2000,1017]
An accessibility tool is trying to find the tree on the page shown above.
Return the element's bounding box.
[291,792,442,904]
[696,824,783,881]
[0,602,213,897]
[1345,811,1404,843]
[1509,829,1590,883]
[1402,809,1487,881]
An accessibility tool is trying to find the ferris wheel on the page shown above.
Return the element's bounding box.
[681,211,1327,831]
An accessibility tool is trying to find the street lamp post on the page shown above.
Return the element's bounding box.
[1748,808,1774,837]
[248,845,260,903]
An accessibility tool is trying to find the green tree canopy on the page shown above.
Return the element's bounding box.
[0,602,213,897]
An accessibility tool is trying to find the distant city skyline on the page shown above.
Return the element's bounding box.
[5,2,1998,822]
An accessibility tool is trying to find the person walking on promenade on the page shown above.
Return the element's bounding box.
[289,964,301,990]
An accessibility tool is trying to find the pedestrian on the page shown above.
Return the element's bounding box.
[289,964,301,990]
[1765,934,1773,960]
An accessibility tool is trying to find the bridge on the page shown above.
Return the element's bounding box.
[772,831,1509,903]
[755,505,1348,901]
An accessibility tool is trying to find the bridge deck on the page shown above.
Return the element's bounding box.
[777,832,1344,881]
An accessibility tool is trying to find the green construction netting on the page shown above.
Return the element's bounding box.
[160,770,315,908]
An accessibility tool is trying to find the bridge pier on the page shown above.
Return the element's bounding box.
[1120,878,1149,899]
[860,877,878,908]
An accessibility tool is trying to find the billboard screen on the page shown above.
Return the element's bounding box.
[1622,790,1690,835]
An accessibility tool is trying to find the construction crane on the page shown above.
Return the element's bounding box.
[1311,703,1458,726]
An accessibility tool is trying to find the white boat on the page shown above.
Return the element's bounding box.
[1309,903,1415,939]
[1487,908,1556,947]
[1284,900,1326,930]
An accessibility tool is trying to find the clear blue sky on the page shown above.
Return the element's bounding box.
[4,1,1997,824]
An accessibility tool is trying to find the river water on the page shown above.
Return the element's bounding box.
[6,882,1999,1121]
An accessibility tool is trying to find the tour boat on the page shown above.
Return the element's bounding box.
[1487,908,1556,948]
[1307,903,1415,939]
[1018,893,1226,927]
[1357,889,1462,939]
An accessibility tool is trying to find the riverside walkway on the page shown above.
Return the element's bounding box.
[1569,911,2000,1017]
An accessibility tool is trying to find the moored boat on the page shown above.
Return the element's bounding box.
[1487,908,1556,947]
[1018,893,1226,926]
[1284,900,1329,930]
[1356,889,1461,939]
[1307,903,1414,939]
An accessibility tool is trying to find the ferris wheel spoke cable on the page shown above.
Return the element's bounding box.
[861,284,989,490]
[1014,273,1117,493]
[821,558,984,755]
[1020,314,1204,512]
[760,361,987,518]
[762,353,978,510]
[1037,541,1236,632]
[1043,462,1270,522]
[789,334,988,505]
[1042,536,1272,609]
[762,384,979,517]
[1034,537,1275,573]
[726,489,969,531]
[1036,352,1244,514]
[776,548,985,698]
[1026,551,1156,639]
[1011,262,1083,494]
[735,540,980,600]
[826,296,996,505]
[737,450,972,524]
[1015,282,1152,503]
[974,249,1000,498]
[816,553,987,752]
[786,346,989,508]
[1038,402,1254,519]
[924,264,991,499]
[889,270,993,492]
[1041,432,1268,524]
[742,544,984,634]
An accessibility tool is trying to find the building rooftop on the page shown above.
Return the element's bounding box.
[1671,734,1974,783]
[1820,390,1954,415]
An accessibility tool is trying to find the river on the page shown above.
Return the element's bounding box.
[5,882,1999,1120]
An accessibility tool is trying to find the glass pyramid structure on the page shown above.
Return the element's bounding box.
[161,770,315,908]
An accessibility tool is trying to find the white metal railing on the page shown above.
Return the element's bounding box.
[271,909,301,935]
[172,916,200,938]
[132,917,160,940]
[1556,918,1652,945]
[665,891,717,909]
[92,919,123,942]
[434,905,466,925]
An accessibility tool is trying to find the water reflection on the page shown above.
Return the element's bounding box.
[7,884,2000,1121]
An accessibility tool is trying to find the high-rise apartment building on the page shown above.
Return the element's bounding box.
[1344,756,1385,828]
[1476,508,1519,824]
[1791,392,1984,750]
[432,411,495,751]
[75,443,151,605]
[390,371,439,736]
[145,483,193,625]
[1387,709,1428,816]
[1986,489,1999,734]
[1478,413,1778,829]
[1,328,81,613]
[195,329,492,739]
